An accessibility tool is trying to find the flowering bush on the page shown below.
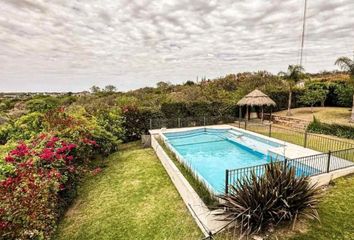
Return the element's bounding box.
[0,106,119,239]
[0,134,99,239]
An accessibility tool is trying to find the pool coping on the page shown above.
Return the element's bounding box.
[150,124,322,160]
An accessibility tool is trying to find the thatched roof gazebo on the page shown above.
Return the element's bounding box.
[236,89,276,124]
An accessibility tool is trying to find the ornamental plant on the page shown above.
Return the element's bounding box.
[0,133,99,239]
[216,162,320,237]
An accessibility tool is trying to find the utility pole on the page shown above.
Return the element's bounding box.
[299,0,308,67]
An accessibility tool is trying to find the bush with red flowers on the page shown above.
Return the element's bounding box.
[0,134,99,239]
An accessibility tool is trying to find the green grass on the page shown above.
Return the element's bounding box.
[245,123,354,152]
[276,107,353,126]
[55,142,202,240]
[285,175,354,240]
[54,137,354,240]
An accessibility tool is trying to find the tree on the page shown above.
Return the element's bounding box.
[299,88,328,113]
[90,85,101,93]
[278,65,307,116]
[335,56,354,121]
[306,81,329,107]
[104,85,117,92]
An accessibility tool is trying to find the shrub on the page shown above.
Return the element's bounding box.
[44,107,119,156]
[307,117,354,140]
[121,106,152,142]
[11,112,45,141]
[216,162,320,236]
[334,83,354,107]
[26,97,61,113]
[0,135,80,239]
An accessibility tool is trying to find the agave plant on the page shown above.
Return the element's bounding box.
[216,162,320,236]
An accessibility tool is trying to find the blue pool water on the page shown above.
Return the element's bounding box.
[164,128,283,193]
[164,128,319,194]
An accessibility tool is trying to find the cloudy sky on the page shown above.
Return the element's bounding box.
[0,0,353,92]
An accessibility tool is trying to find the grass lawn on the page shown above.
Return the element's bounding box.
[276,107,353,126]
[55,139,354,240]
[55,142,202,240]
[285,175,354,240]
[244,123,354,152]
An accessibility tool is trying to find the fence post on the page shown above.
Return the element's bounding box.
[203,116,206,126]
[149,119,152,130]
[178,118,181,128]
[304,128,308,148]
[283,157,288,171]
[326,151,331,173]
[269,124,272,137]
[225,169,229,195]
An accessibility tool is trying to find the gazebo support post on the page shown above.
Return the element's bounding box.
[245,105,249,129]
[238,106,241,128]
[269,107,273,124]
[261,106,264,123]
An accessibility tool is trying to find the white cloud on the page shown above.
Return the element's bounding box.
[0,0,353,92]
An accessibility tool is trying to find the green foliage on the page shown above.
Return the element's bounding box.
[116,95,139,108]
[268,88,305,111]
[26,96,61,113]
[90,85,101,93]
[217,162,320,236]
[12,112,45,141]
[334,83,354,107]
[104,85,117,92]
[121,106,152,142]
[279,65,307,88]
[307,117,354,140]
[0,125,12,145]
[0,99,20,112]
[96,109,124,140]
[299,88,328,110]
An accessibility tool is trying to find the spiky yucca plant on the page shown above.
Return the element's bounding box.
[216,162,320,236]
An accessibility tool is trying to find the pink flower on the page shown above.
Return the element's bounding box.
[39,148,54,161]
[4,156,15,163]
[66,155,74,161]
[92,167,102,176]
[10,143,29,157]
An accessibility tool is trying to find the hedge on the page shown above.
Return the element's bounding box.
[307,117,354,140]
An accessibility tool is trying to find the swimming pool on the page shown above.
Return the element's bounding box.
[163,128,319,194]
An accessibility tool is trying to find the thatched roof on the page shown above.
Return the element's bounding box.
[237,89,276,106]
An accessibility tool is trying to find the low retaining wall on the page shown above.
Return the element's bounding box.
[150,134,226,237]
[270,114,310,129]
[310,166,354,186]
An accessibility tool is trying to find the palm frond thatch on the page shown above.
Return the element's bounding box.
[236,89,276,107]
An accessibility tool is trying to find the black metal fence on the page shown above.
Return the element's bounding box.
[149,116,239,129]
[243,122,354,152]
[225,148,354,194]
[149,116,354,152]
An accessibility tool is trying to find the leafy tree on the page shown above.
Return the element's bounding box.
[306,81,329,107]
[90,85,101,93]
[278,65,307,116]
[335,56,354,121]
[299,88,328,113]
[104,85,117,92]
[156,81,171,89]
[184,80,195,86]
[334,84,354,107]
